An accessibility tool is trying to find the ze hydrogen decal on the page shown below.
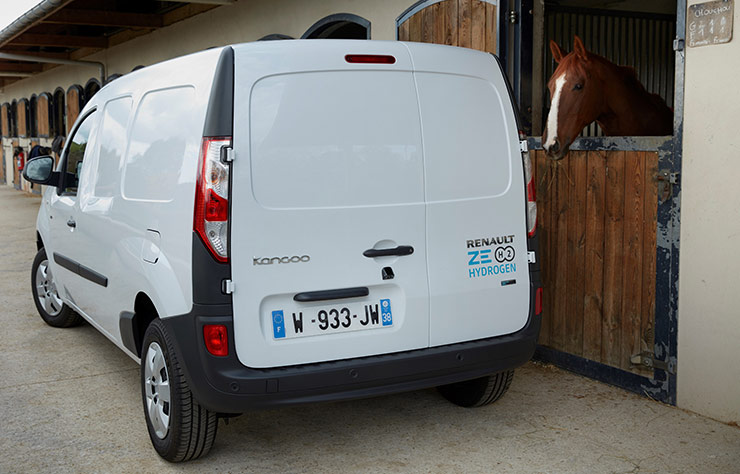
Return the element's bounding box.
[466,235,517,279]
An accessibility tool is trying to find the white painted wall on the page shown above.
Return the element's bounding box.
[678,2,740,425]
[0,0,403,102]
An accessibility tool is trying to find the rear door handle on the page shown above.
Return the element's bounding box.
[66,219,76,228]
[363,245,414,258]
[294,287,369,302]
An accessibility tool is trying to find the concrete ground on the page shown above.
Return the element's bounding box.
[0,183,738,473]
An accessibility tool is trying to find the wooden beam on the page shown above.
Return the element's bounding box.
[42,9,164,29]
[175,0,235,4]
[107,4,220,48]
[0,0,76,49]
[163,4,220,27]
[69,47,106,61]
[106,29,155,50]
[9,33,107,49]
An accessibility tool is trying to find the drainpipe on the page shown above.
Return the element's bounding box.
[0,0,107,83]
[0,52,106,83]
[0,72,33,78]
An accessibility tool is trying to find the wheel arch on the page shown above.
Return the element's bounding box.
[36,231,43,250]
[119,292,159,356]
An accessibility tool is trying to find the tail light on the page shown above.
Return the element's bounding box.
[194,137,232,263]
[521,131,537,237]
[203,324,228,356]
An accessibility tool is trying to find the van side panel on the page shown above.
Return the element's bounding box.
[57,49,223,348]
[116,70,215,320]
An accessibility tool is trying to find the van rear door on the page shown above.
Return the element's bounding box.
[408,45,531,347]
[230,43,429,368]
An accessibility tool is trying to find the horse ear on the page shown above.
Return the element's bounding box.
[550,40,565,63]
[573,35,588,59]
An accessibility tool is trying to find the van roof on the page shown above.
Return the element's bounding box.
[90,40,501,105]
[231,39,499,78]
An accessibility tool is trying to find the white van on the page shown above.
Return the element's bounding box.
[23,40,542,462]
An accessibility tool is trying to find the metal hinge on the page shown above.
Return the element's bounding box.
[655,170,680,203]
[519,139,529,153]
[220,146,234,163]
[673,38,685,51]
[527,251,536,264]
[630,352,675,374]
[222,279,234,294]
[656,169,680,184]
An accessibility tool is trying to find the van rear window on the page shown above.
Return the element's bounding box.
[250,71,424,209]
[414,73,513,202]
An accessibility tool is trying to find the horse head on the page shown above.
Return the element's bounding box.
[542,36,604,160]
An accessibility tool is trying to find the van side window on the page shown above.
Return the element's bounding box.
[62,111,98,196]
[94,97,132,197]
[123,87,198,202]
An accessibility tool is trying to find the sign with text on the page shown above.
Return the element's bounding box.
[688,0,734,47]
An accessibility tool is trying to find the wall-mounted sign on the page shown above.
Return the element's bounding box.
[688,0,734,47]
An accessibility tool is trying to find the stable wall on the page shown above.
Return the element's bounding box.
[678,2,740,424]
[0,0,402,103]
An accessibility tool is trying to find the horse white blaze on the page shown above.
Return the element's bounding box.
[544,73,567,150]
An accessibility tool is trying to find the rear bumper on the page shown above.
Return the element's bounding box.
[163,275,542,414]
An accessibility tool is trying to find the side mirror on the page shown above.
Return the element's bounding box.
[22,156,60,187]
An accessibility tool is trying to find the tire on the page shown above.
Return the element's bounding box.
[141,319,218,462]
[437,370,514,408]
[31,248,82,328]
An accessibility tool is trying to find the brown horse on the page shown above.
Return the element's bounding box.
[542,35,673,160]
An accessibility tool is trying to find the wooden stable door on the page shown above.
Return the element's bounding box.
[397,0,497,54]
[533,148,659,376]
[66,86,83,134]
[37,95,50,138]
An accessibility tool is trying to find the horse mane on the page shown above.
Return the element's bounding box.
[613,60,672,110]
[618,64,641,86]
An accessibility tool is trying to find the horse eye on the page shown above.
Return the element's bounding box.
[573,83,583,91]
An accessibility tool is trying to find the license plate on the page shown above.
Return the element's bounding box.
[271,299,393,340]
